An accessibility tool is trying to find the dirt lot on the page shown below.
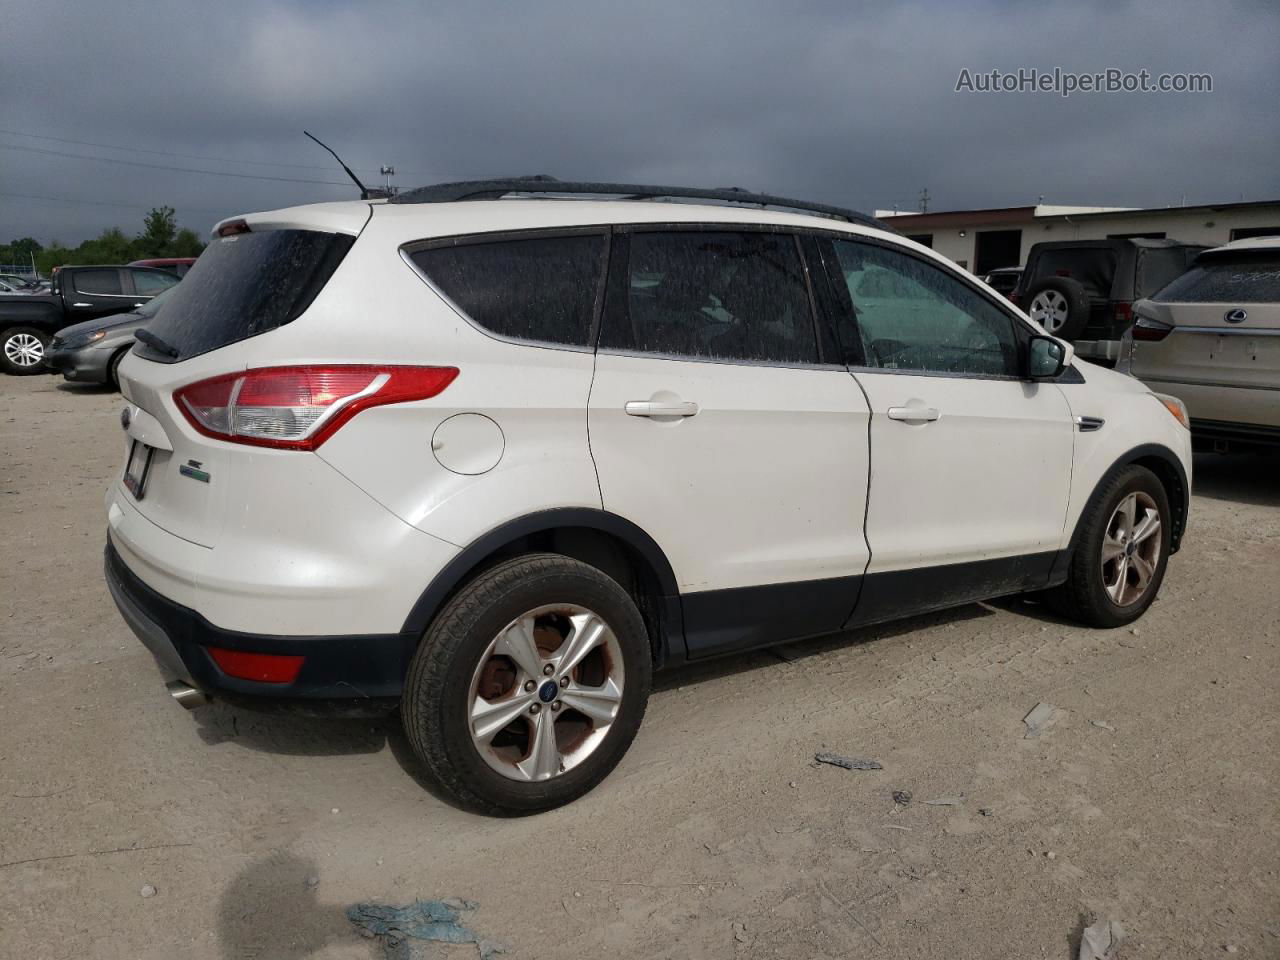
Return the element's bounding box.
[1,373,1277,960]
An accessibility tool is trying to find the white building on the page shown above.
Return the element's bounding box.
[875,200,1280,275]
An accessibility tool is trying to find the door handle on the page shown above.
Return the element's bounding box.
[72,302,92,308]
[887,405,940,423]
[625,400,699,418]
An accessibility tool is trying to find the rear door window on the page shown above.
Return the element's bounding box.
[599,230,818,364]
[73,269,123,295]
[130,269,180,296]
[1155,255,1280,303]
[409,233,606,347]
[137,229,354,362]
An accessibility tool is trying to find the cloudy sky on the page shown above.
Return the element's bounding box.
[2,0,1276,245]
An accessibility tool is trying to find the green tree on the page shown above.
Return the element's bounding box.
[77,227,135,265]
[136,206,177,258]
[170,228,205,258]
[35,243,74,275]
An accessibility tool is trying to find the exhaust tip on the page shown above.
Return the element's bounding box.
[165,679,209,710]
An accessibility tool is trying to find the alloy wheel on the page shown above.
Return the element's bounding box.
[4,333,44,367]
[1029,290,1069,333]
[1101,491,1161,607]
[467,603,625,782]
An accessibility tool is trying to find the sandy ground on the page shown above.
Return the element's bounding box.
[1,372,1277,960]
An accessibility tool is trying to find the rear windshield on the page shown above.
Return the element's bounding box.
[137,228,353,362]
[1029,248,1117,297]
[1154,255,1280,303]
[1135,248,1190,298]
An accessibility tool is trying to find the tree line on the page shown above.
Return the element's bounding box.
[0,207,206,275]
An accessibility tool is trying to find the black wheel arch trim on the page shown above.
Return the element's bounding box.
[1049,441,1189,585]
[400,508,686,662]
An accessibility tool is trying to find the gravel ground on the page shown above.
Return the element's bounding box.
[2,373,1277,959]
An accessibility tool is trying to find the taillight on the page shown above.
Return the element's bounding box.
[1114,302,1133,326]
[1008,293,1020,306]
[174,365,458,450]
[1131,316,1173,342]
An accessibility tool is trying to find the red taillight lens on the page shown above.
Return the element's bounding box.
[1114,302,1133,326]
[174,365,458,450]
[1131,316,1174,341]
[208,647,305,683]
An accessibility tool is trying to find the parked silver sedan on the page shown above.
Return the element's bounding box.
[1123,237,1280,451]
[45,287,174,388]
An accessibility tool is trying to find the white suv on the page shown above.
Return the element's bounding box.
[105,179,1192,813]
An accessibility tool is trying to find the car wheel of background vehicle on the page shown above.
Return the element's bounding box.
[1,326,50,375]
[108,348,129,389]
[1045,464,1171,628]
[1025,277,1091,340]
[402,553,651,814]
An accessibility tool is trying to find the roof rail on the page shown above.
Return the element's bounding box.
[391,175,893,231]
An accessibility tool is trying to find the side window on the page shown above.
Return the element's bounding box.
[410,234,605,347]
[601,231,818,364]
[131,270,179,296]
[827,240,1019,376]
[73,269,123,295]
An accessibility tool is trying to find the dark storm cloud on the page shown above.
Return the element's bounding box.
[3,0,1277,244]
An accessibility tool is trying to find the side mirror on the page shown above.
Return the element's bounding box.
[1027,335,1068,379]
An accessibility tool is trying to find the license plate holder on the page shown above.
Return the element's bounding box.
[123,439,155,500]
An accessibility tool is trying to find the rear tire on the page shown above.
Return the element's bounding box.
[1045,465,1171,628]
[402,553,651,814]
[1,326,50,375]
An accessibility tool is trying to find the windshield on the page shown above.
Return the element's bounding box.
[137,228,354,362]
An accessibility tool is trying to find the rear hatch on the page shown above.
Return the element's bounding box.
[117,219,359,547]
[1132,248,1280,391]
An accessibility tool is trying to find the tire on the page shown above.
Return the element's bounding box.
[1045,465,1172,628]
[108,347,129,389]
[402,553,652,814]
[1024,277,1092,340]
[1,326,51,375]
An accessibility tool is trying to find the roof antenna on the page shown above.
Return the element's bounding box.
[304,130,370,200]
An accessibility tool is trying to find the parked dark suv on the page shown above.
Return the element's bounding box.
[1013,239,1207,363]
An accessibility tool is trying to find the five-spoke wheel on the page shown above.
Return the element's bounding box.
[1100,491,1162,607]
[469,604,625,782]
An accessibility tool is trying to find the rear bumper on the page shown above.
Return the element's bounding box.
[105,541,409,706]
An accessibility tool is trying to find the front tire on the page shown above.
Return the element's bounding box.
[1,326,50,375]
[1046,465,1171,628]
[402,553,652,814]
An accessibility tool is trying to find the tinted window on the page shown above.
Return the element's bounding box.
[1154,255,1280,303]
[601,231,817,364]
[828,240,1018,376]
[411,234,604,347]
[131,270,179,296]
[139,229,353,362]
[74,269,122,295]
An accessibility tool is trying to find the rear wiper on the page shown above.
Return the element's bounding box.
[135,329,180,358]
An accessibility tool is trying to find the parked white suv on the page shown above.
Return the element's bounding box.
[105,179,1192,813]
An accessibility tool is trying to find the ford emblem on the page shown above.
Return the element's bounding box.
[1224,308,1248,324]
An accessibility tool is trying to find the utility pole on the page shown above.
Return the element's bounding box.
[380,165,397,197]
[919,188,930,214]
